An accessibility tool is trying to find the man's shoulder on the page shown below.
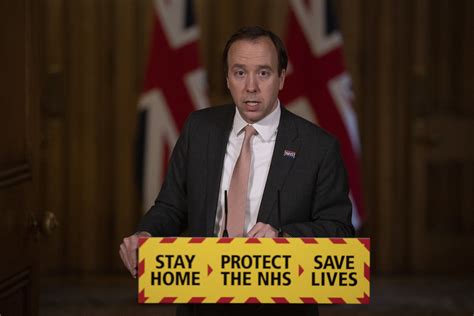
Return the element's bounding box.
[182,104,234,135]
[282,107,337,145]
[189,104,235,122]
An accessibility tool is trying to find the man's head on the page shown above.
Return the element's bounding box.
[223,26,288,124]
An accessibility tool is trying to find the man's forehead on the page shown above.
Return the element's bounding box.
[229,37,276,52]
[228,38,278,64]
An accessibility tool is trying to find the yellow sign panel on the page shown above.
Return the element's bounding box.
[138,237,370,304]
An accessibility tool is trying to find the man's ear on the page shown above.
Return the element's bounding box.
[279,69,286,90]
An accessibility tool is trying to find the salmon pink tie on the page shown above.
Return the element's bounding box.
[227,125,256,237]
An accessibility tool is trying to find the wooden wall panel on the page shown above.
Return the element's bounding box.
[0,0,27,166]
[111,0,145,270]
[1,0,41,313]
[409,0,474,272]
[40,0,156,272]
[370,0,411,272]
[37,0,473,275]
[334,0,474,272]
[40,0,67,273]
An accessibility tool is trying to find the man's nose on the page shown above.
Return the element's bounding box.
[245,75,258,93]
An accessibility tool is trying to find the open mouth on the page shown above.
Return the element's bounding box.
[244,100,260,107]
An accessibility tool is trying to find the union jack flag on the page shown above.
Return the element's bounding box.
[137,0,209,212]
[280,0,365,229]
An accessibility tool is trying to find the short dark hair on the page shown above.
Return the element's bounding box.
[222,26,288,76]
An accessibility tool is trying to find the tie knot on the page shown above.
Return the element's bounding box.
[244,125,256,137]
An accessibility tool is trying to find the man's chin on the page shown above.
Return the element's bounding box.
[242,112,262,124]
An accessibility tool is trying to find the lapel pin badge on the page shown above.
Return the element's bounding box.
[283,149,296,159]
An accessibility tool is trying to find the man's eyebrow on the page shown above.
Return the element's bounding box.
[230,63,246,69]
[257,65,273,71]
[230,64,273,70]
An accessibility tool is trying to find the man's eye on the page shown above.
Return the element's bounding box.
[235,70,245,77]
[259,70,270,77]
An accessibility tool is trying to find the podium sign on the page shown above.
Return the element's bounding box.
[138,237,370,304]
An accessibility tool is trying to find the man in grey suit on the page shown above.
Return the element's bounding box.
[120,26,354,316]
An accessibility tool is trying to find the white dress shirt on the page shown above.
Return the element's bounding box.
[214,101,281,236]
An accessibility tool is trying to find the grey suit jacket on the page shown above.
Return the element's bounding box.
[137,104,354,316]
[138,104,354,238]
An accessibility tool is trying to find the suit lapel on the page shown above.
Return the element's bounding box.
[257,108,300,224]
[205,106,234,236]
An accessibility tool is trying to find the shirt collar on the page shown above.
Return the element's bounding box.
[232,99,281,142]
